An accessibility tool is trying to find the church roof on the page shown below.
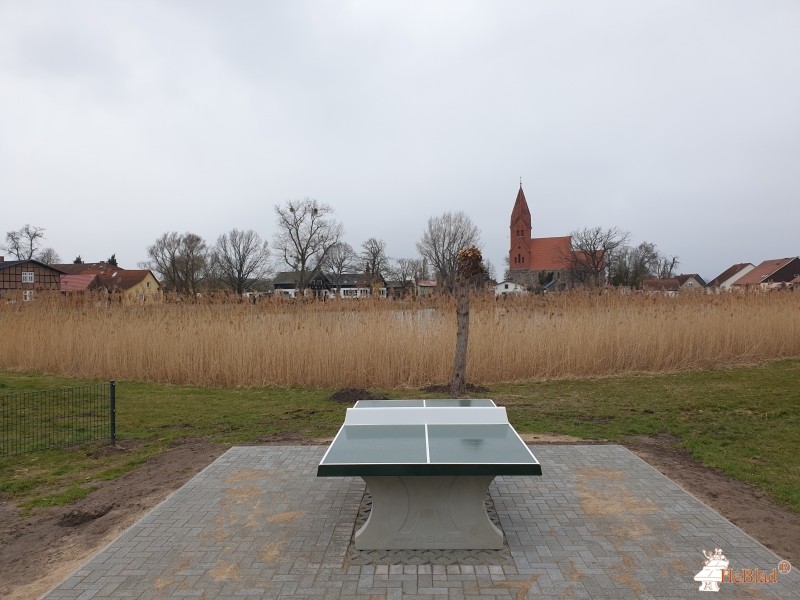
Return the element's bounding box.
[529,236,573,271]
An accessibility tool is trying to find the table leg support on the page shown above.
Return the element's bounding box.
[355,475,503,550]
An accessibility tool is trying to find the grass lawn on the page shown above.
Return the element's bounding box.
[1,360,798,514]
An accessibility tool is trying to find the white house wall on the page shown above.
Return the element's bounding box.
[720,264,756,290]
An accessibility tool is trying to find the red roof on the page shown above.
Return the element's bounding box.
[97,270,153,292]
[643,278,680,292]
[733,257,800,286]
[529,236,573,270]
[60,274,103,292]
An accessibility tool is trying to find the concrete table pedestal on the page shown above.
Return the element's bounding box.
[356,475,503,550]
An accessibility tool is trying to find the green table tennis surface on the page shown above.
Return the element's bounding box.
[317,422,542,477]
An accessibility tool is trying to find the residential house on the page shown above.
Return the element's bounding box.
[0,257,65,302]
[675,274,706,290]
[416,279,438,296]
[643,274,706,295]
[732,257,800,290]
[333,273,387,298]
[706,263,755,291]
[384,279,409,298]
[642,278,681,295]
[99,269,161,302]
[272,271,334,299]
[53,262,161,303]
[495,280,527,296]
[273,271,390,299]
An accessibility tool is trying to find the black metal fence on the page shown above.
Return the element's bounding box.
[1,381,116,456]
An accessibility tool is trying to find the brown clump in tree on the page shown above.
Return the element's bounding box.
[450,246,484,396]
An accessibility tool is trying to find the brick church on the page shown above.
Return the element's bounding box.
[508,184,576,291]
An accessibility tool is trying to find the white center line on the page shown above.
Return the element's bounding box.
[424,424,431,463]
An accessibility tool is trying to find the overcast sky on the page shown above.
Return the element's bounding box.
[2,0,798,281]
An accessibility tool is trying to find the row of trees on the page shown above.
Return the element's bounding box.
[136,199,489,296]
[4,202,485,297]
[141,231,247,296]
[566,226,679,289]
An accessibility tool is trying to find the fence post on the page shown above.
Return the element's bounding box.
[109,380,116,447]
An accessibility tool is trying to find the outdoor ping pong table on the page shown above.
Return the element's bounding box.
[317,399,541,550]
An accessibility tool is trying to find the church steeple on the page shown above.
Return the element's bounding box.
[510,184,531,228]
[510,184,532,270]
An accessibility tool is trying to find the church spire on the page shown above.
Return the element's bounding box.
[510,182,532,272]
[510,183,531,228]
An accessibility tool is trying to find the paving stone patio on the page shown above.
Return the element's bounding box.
[43,445,798,599]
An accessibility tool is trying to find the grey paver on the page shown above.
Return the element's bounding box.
[41,445,799,599]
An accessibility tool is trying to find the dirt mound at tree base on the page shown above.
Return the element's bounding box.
[421,383,490,394]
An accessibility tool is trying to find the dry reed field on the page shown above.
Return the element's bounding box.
[2,291,799,388]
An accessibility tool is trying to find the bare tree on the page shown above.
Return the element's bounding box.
[608,245,643,288]
[567,226,630,287]
[390,257,425,295]
[416,211,481,292]
[657,255,680,279]
[361,238,389,279]
[273,198,343,294]
[324,242,359,294]
[608,241,675,289]
[141,232,209,296]
[483,260,497,282]
[141,232,181,291]
[37,248,61,265]
[3,224,46,260]
[502,255,511,280]
[211,229,271,295]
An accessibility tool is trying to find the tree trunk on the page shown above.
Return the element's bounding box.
[450,282,470,396]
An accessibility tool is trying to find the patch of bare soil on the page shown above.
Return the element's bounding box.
[0,439,226,600]
[1,434,797,600]
[625,434,799,565]
[254,432,333,445]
